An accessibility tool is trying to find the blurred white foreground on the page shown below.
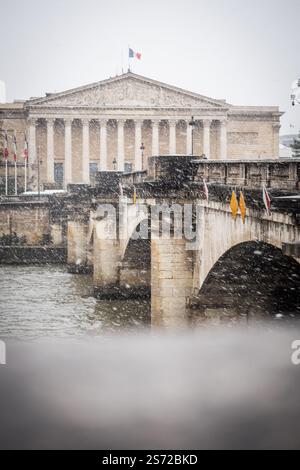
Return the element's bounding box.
[1,327,300,449]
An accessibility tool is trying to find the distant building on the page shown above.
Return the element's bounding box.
[0,72,283,190]
[280,134,297,148]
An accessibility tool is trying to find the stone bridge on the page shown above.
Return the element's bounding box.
[66,156,300,326]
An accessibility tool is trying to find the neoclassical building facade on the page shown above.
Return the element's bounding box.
[0,72,282,189]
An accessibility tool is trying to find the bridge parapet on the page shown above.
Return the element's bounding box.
[93,158,300,200]
[194,159,300,190]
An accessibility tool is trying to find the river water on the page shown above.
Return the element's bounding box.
[2,265,300,449]
[0,265,150,340]
[1,264,299,340]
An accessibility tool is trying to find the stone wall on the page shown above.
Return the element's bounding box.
[227,119,276,159]
[0,203,51,245]
[0,246,66,264]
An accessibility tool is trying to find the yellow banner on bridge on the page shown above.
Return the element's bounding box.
[230,191,239,220]
[239,191,247,224]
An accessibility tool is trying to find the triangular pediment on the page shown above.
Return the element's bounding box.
[27,73,229,109]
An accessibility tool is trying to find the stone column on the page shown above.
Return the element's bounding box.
[46,118,55,183]
[169,119,177,154]
[28,118,37,190]
[82,119,90,183]
[99,119,108,170]
[186,119,193,155]
[28,118,37,164]
[64,118,73,188]
[152,119,160,156]
[117,119,125,171]
[220,119,228,160]
[203,119,212,159]
[134,119,143,171]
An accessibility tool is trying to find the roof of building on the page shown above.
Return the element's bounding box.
[0,72,282,115]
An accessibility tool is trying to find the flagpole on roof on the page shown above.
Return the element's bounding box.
[128,44,130,72]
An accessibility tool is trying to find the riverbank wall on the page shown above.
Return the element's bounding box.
[0,246,67,264]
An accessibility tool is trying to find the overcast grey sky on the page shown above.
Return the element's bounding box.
[1,0,299,134]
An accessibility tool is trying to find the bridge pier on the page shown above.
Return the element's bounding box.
[50,223,63,246]
[93,238,151,299]
[67,219,90,273]
[120,264,150,287]
[151,238,193,327]
[93,219,121,297]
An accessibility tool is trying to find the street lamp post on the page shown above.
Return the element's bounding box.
[189,116,196,156]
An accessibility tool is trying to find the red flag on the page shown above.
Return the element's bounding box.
[135,52,142,60]
[13,133,17,161]
[263,186,271,215]
[24,134,28,160]
[3,131,9,159]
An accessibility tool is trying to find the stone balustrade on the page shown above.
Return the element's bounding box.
[146,156,300,190]
[193,159,300,190]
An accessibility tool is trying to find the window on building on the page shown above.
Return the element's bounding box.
[124,162,133,173]
[89,163,98,183]
[54,163,64,186]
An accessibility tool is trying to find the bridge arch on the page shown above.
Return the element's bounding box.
[119,203,149,260]
[192,240,300,321]
[195,201,300,291]
[119,222,151,297]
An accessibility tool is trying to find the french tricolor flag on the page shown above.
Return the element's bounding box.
[24,134,29,161]
[129,48,141,60]
[3,131,9,159]
[263,185,271,215]
[13,133,17,161]
[203,179,209,201]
